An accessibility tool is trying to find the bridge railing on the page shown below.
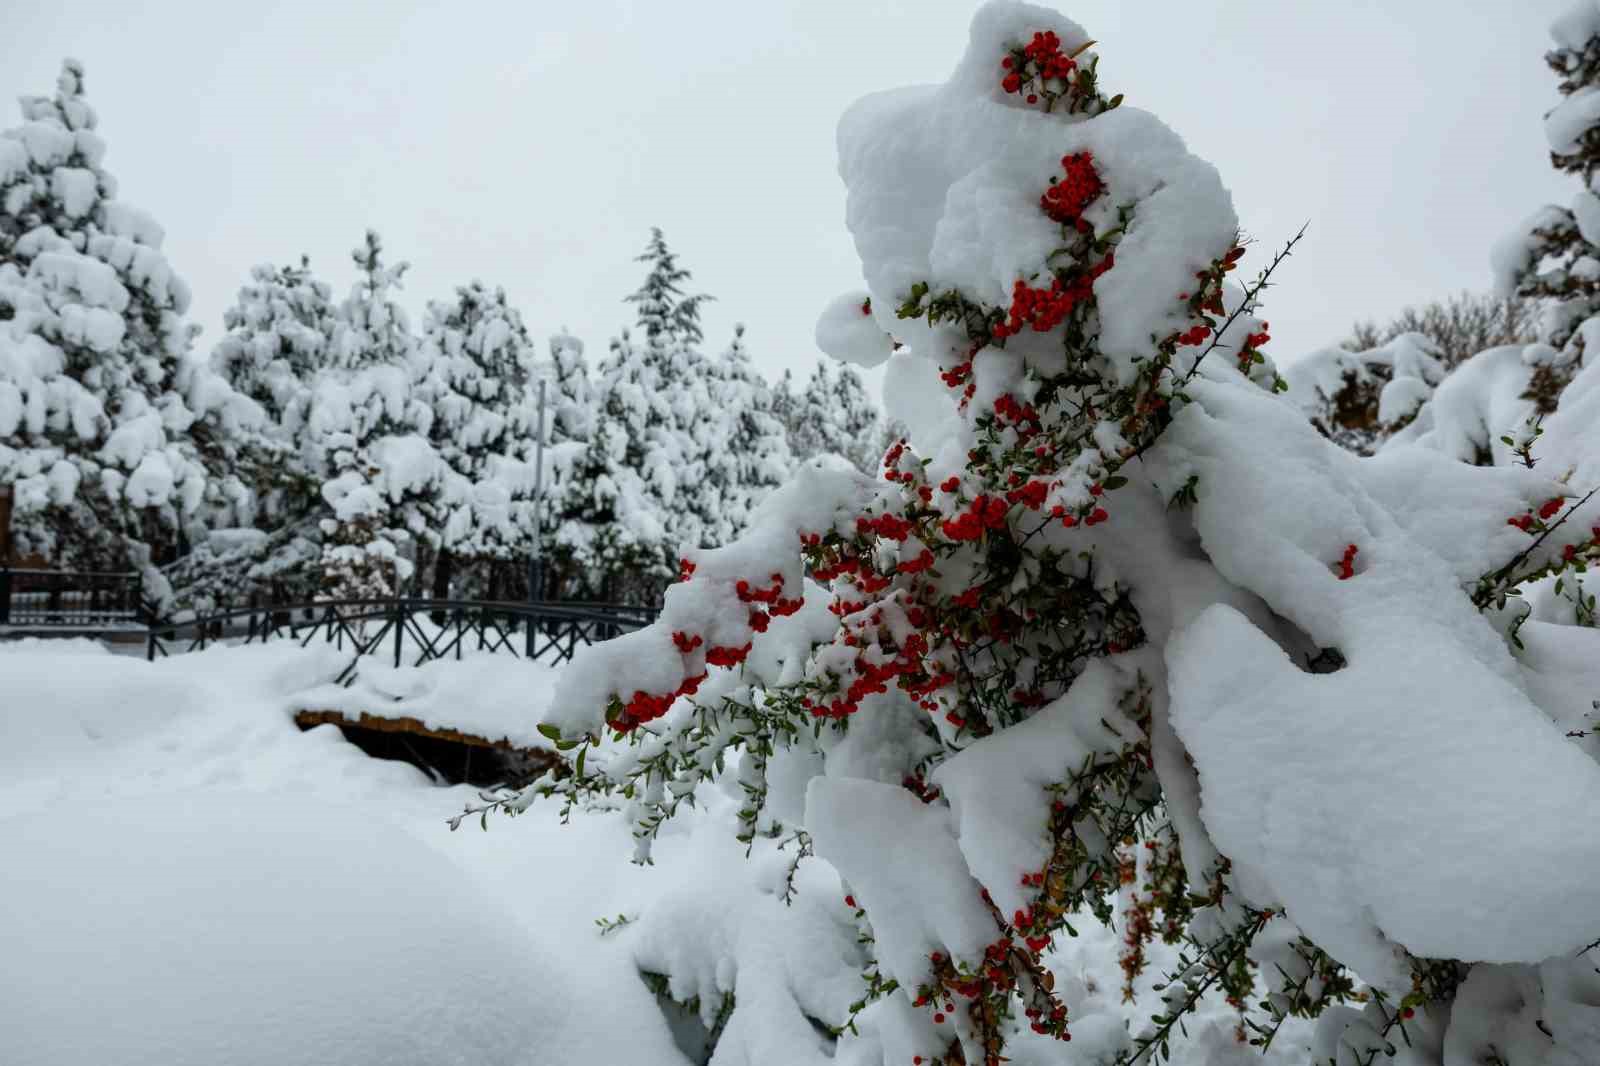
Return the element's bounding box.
[0,568,149,630]
[144,596,657,683]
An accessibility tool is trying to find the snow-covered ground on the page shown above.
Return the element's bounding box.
[0,636,1305,1065]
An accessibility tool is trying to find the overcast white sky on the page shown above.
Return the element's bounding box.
[4,0,1575,389]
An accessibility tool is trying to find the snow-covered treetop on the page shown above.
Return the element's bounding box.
[625,227,712,346]
[211,257,334,422]
[333,230,410,370]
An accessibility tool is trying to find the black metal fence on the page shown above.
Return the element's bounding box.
[144,597,656,682]
[3,570,657,681]
[0,568,150,629]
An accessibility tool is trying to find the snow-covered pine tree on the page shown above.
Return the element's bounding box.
[623,229,724,554]
[770,367,798,442]
[212,258,336,427]
[547,328,594,445]
[784,358,884,474]
[413,281,539,599]
[482,7,1600,1065]
[1495,5,1600,362]
[547,386,666,603]
[160,258,340,611]
[537,329,600,599]
[582,328,676,601]
[626,226,712,347]
[709,323,791,539]
[312,231,439,600]
[211,258,334,533]
[0,59,208,573]
[581,230,726,598]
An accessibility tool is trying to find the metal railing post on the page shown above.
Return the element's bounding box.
[0,567,9,626]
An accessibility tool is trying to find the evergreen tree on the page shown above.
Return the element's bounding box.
[0,59,208,571]
[313,232,438,599]
[413,281,538,597]
[625,227,712,345]
[161,259,338,611]
[547,328,593,445]
[212,258,335,527]
[709,323,790,538]
[588,230,727,591]
[1493,9,1600,369]
[783,359,883,473]
[212,258,335,426]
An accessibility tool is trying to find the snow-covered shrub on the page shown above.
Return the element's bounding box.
[475,6,1600,1065]
[1285,333,1447,457]
[1377,2,1600,632]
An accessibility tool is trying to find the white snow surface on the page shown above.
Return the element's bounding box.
[837,3,1237,390]
[0,642,685,1066]
[1155,377,1600,983]
[0,635,1294,1065]
[815,290,895,369]
[1546,85,1600,155]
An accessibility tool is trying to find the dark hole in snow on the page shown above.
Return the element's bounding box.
[1304,647,1347,674]
[297,714,560,788]
[640,970,735,1066]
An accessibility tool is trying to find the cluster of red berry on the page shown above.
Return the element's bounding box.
[1040,152,1103,228]
[999,29,1079,107]
[940,494,1012,541]
[1508,496,1566,531]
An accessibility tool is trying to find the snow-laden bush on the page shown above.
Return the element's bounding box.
[475,5,1600,1065]
[1285,333,1447,457]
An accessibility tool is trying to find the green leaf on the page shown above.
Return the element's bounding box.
[536,722,564,741]
[574,744,588,778]
[1103,475,1129,490]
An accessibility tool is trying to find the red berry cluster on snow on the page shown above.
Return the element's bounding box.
[998,30,1109,115]
[1040,151,1103,227]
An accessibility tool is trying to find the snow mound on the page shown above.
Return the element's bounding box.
[0,790,641,1066]
[292,653,567,751]
[0,650,205,773]
[1157,379,1600,983]
[815,290,895,369]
